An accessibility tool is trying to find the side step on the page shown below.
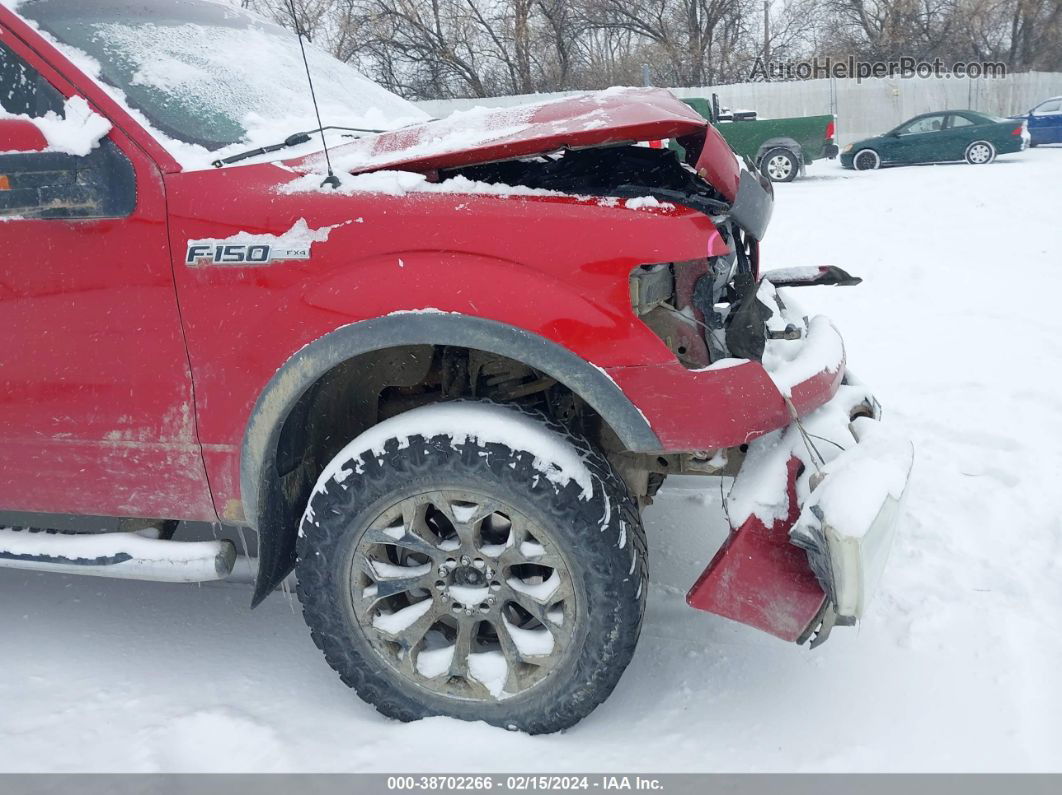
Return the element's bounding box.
[0,528,236,582]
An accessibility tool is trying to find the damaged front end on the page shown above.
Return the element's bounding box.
[686,280,914,645]
[438,123,911,646]
[445,145,776,370]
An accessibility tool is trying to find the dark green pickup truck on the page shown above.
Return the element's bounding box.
[681,97,839,182]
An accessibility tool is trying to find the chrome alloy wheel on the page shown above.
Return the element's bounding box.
[348,489,577,702]
[765,153,794,180]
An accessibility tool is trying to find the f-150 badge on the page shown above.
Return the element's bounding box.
[185,242,311,266]
[185,219,344,267]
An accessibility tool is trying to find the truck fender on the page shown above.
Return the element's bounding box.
[755,137,804,166]
[240,313,661,605]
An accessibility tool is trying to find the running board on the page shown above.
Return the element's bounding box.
[0,528,236,582]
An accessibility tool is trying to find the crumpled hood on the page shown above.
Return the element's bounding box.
[287,87,742,201]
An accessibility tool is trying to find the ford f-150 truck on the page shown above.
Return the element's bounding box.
[0,0,912,734]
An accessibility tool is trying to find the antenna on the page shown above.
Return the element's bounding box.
[286,0,340,189]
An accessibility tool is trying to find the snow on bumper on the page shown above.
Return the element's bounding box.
[687,377,914,643]
[790,415,913,621]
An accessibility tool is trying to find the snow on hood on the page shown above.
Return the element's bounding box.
[290,87,709,178]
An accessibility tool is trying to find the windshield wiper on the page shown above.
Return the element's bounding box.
[211,126,384,168]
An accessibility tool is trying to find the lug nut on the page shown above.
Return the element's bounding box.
[460,555,471,566]
[486,596,496,605]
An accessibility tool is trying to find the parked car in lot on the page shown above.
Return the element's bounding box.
[680,96,838,182]
[1,0,912,734]
[841,110,1028,170]
[1009,96,1062,146]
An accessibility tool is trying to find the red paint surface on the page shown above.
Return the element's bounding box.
[0,118,48,152]
[287,88,713,178]
[0,18,214,520]
[0,0,838,635]
[686,458,827,641]
[693,124,741,201]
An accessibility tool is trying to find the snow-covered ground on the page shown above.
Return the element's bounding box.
[3,148,1061,773]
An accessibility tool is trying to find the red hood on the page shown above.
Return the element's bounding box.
[287,87,742,201]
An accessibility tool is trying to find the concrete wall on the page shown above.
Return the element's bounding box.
[417,72,1062,146]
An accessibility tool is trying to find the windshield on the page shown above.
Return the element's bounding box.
[19,0,428,157]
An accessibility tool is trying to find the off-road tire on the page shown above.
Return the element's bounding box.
[295,402,648,734]
[760,147,799,182]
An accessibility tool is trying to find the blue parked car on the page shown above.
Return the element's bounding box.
[1011,97,1062,146]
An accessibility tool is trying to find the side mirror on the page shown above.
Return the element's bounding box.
[0,117,48,153]
[0,136,135,219]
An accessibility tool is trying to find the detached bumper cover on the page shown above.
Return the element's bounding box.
[687,378,914,643]
[790,415,913,621]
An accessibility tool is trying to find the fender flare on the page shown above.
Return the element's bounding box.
[240,313,661,604]
[755,137,804,166]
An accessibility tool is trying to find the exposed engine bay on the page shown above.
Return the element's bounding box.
[444,145,774,369]
[443,145,732,216]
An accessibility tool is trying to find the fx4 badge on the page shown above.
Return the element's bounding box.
[185,242,311,267]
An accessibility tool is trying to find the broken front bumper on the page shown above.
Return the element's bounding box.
[686,378,914,644]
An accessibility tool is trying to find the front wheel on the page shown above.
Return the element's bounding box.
[965,140,996,164]
[853,149,880,170]
[760,147,800,182]
[295,401,647,734]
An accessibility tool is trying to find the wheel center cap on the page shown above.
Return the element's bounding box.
[452,566,484,587]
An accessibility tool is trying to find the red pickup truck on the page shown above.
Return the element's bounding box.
[0,0,912,733]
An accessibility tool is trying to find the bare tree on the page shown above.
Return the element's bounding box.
[236,0,1062,99]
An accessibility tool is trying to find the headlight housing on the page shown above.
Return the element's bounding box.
[842,144,853,154]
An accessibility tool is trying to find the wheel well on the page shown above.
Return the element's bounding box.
[756,138,803,164]
[274,344,616,505]
[251,343,644,605]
